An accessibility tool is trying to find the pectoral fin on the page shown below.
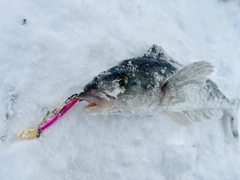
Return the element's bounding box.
[161,61,220,125]
[164,110,193,126]
[161,61,214,106]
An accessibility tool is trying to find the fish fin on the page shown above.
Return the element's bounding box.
[164,110,193,126]
[143,45,183,69]
[161,61,222,125]
[229,99,240,139]
[221,113,239,140]
[161,61,214,105]
[183,109,224,122]
[230,115,239,140]
[164,109,224,125]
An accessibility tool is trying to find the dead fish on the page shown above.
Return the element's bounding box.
[79,45,239,139]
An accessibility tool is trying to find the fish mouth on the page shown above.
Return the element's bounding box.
[78,90,115,112]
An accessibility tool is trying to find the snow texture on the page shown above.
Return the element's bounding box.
[1,0,240,180]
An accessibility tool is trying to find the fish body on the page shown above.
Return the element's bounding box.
[80,58,176,114]
[79,45,238,139]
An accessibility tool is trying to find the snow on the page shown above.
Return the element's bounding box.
[1,0,240,179]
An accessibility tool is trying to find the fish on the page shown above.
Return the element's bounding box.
[79,45,239,139]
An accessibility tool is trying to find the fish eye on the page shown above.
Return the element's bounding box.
[116,75,128,87]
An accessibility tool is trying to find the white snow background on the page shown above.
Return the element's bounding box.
[1,0,240,180]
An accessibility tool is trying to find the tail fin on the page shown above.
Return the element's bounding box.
[231,99,240,140]
[230,115,239,140]
[221,113,239,140]
[223,99,240,140]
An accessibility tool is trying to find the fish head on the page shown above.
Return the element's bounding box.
[79,58,176,114]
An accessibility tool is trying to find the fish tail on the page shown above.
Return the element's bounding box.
[230,115,239,140]
[222,112,239,140]
[230,99,240,140]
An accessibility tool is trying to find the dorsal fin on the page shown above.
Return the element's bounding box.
[143,44,183,69]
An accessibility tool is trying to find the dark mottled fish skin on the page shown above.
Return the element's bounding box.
[84,58,177,94]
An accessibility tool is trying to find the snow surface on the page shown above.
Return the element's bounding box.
[1,0,240,179]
